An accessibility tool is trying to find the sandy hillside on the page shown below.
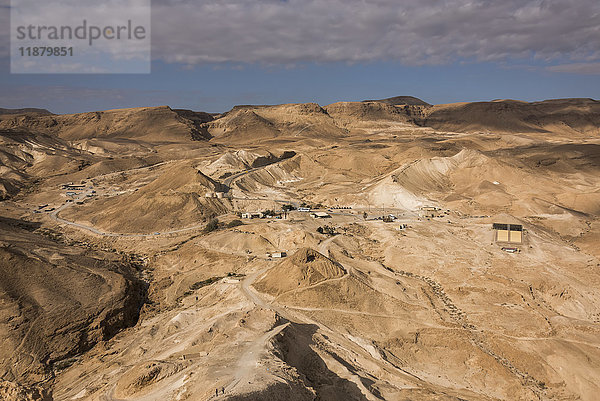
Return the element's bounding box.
[206,103,347,143]
[420,98,600,136]
[0,216,145,400]
[363,95,432,106]
[62,161,229,233]
[0,106,213,142]
[0,128,93,199]
[0,97,599,401]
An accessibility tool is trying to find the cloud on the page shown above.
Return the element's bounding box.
[3,0,599,71]
[0,0,9,59]
[4,0,150,73]
[547,62,600,75]
[150,0,600,67]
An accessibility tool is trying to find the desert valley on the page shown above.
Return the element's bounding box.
[0,96,599,401]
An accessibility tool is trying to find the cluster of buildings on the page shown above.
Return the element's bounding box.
[240,210,331,219]
[419,206,446,218]
[61,183,87,191]
[241,212,264,219]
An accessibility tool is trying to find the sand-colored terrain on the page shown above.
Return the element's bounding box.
[0,97,599,401]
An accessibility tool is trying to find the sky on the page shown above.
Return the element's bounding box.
[1,0,600,114]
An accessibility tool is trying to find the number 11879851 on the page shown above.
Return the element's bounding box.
[19,47,73,56]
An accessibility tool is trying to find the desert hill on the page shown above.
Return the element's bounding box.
[205,103,347,143]
[0,216,145,399]
[419,98,600,135]
[0,108,52,117]
[0,106,213,143]
[2,97,598,146]
[207,108,281,142]
[62,162,229,233]
[202,149,296,180]
[254,248,345,296]
[324,101,414,127]
[205,97,600,139]
[0,129,91,199]
[363,95,431,106]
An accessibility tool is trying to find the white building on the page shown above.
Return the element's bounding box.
[242,212,263,219]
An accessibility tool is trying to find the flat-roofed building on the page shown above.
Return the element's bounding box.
[493,223,523,244]
[242,212,263,219]
[61,184,87,190]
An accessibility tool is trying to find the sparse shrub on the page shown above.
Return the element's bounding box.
[317,225,337,236]
[180,277,222,300]
[227,219,244,228]
[204,218,219,233]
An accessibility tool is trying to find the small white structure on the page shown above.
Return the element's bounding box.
[242,212,263,219]
[271,252,287,258]
[501,247,520,253]
[310,211,331,219]
[298,207,311,212]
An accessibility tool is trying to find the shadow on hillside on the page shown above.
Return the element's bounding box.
[266,322,381,401]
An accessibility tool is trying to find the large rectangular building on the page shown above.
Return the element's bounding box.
[493,223,523,244]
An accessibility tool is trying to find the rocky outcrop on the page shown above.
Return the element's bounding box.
[0,217,147,400]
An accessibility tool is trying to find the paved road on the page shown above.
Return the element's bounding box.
[223,166,263,187]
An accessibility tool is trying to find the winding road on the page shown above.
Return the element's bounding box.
[49,156,304,237]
